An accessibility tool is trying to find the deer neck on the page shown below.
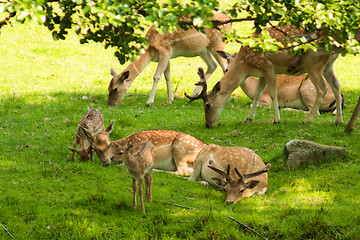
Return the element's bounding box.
[123,51,153,84]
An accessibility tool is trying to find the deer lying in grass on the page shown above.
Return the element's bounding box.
[217,51,344,113]
[190,144,271,203]
[108,10,231,107]
[115,141,155,212]
[185,25,342,127]
[68,108,104,162]
[82,124,206,175]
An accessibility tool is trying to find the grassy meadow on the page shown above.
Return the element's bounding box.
[1,16,360,240]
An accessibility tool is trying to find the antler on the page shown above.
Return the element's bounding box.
[184,67,208,101]
[208,164,231,181]
[243,163,271,180]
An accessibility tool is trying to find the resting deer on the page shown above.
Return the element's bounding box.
[116,141,155,212]
[108,10,231,107]
[185,25,343,127]
[68,108,104,162]
[190,144,271,203]
[217,51,344,113]
[82,125,206,175]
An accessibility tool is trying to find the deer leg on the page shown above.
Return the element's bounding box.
[191,51,218,96]
[70,141,77,161]
[90,148,94,162]
[138,178,145,212]
[264,72,281,123]
[132,178,137,209]
[246,77,267,122]
[144,173,152,202]
[305,72,328,123]
[146,53,171,107]
[322,54,342,124]
[163,63,174,104]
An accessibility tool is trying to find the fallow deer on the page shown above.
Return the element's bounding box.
[217,51,344,113]
[108,10,231,107]
[82,125,206,175]
[79,121,114,165]
[115,141,155,212]
[68,108,104,162]
[186,25,343,127]
[110,129,206,175]
[190,144,271,203]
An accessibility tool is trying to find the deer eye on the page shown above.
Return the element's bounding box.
[206,103,211,109]
[113,88,118,92]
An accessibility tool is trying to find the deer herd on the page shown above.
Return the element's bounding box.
[69,10,358,211]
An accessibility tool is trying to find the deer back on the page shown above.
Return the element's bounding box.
[111,130,205,173]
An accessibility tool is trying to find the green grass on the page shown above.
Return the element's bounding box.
[1,18,360,240]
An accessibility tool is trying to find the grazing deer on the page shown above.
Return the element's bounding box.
[115,141,155,212]
[217,51,344,113]
[190,144,271,203]
[68,108,104,162]
[79,122,114,165]
[82,125,206,175]
[185,25,343,127]
[108,10,231,107]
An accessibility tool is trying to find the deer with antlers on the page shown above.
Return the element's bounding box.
[68,108,105,162]
[190,144,271,203]
[108,10,231,107]
[81,124,206,175]
[217,51,344,113]
[115,141,155,212]
[186,25,343,127]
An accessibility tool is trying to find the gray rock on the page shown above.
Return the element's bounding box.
[284,139,347,167]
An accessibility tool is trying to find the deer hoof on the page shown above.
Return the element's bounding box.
[244,118,253,123]
[145,102,153,107]
[335,119,343,125]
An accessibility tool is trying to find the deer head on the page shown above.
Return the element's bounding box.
[217,51,237,73]
[185,67,224,128]
[108,69,130,106]
[68,146,92,162]
[80,121,115,165]
[208,163,271,204]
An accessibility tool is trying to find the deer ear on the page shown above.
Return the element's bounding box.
[217,51,231,60]
[212,81,221,95]
[68,147,81,153]
[110,68,118,77]
[120,71,130,81]
[79,125,93,139]
[245,180,260,190]
[212,178,226,187]
[105,121,115,134]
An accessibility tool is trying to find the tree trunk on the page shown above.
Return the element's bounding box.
[345,95,360,133]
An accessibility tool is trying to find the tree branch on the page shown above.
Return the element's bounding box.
[0,222,14,239]
[163,202,197,210]
[228,215,268,240]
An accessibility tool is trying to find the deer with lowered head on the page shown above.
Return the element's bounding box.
[186,25,343,127]
[190,144,271,204]
[217,50,344,112]
[79,121,115,166]
[68,108,105,162]
[81,124,206,175]
[108,10,231,107]
[115,141,155,212]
